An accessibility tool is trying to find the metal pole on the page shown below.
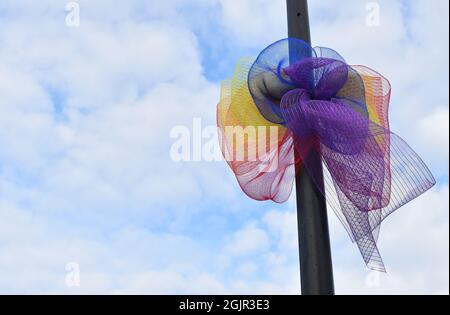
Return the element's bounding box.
[286,0,335,295]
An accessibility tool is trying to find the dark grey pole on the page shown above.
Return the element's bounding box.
[286,0,335,295]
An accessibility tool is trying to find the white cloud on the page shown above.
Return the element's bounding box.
[263,210,297,252]
[0,200,225,294]
[224,224,270,257]
[0,0,228,293]
[217,0,286,47]
[418,107,450,160]
[0,0,225,222]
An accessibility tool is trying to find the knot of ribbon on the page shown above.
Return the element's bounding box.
[217,38,435,271]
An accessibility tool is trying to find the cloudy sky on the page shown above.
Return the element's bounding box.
[0,0,448,294]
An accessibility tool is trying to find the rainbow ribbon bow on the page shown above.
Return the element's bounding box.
[217,38,435,271]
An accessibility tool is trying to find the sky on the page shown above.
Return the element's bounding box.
[0,0,448,294]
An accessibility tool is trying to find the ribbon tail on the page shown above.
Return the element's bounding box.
[280,89,435,271]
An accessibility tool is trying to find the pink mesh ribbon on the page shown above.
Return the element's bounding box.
[217,39,435,271]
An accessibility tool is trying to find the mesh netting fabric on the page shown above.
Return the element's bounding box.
[217,38,435,271]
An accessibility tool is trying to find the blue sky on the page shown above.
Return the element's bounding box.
[0,0,448,294]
